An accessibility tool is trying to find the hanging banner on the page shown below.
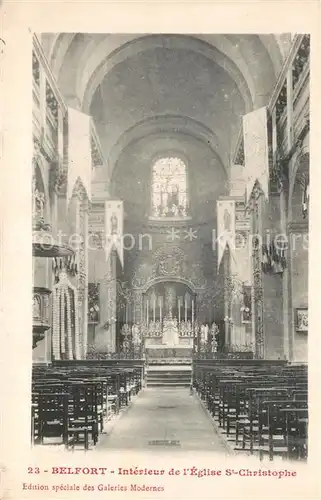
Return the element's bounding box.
[67,108,92,204]
[216,199,236,269]
[105,200,123,267]
[243,106,269,202]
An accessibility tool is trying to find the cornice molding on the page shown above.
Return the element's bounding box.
[33,35,67,116]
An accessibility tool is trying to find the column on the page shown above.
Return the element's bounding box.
[82,198,89,358]
[57,106,64,162]
[224,251,230,348]
[39,65,46,132]
[75,196,83,359]
[286,68,294,151]
[110,250,117,352]
[251,192,265,359]
[132,289,143,324]
[94,251,111,352]
[101,251,117,353]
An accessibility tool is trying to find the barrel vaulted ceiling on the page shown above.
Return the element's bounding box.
[41,33,291,178]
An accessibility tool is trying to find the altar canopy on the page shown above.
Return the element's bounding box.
[216,199,236,269]
[67,108,92,204]
[243,106,269,202]
[105,200,124,267]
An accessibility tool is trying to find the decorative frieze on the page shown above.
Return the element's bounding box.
[88,282,100,323]
[132,245,207,290]
[48,157,67,195]
[46,81,58,122]
[276,83,287,123]
[292,35,310,90]
[32,51,40,87]
[262,239,287,274]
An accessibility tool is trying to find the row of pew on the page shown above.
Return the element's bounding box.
[31,361,145,450]
[192,360,308,461]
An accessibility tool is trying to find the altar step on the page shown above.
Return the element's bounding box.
[146,365,192,387]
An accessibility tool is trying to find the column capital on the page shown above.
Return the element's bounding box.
[64,94,82,110]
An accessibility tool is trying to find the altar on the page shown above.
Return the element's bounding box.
[144,316,194,350]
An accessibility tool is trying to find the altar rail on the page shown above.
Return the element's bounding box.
[53,359,146,382]
[194,351,254,361]
[145,347,193,365]
[193,358,287,369]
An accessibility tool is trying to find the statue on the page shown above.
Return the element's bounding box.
[165,286,175,318]
[132,324,141,345]
[224,208,231,232]
[110,212,118,235]
[33,295,41,319]
[172,204,179,217]
[162,315,179,346]
[33,188,45,224]
[168,184,179,209]
[201,324,208,345]
[210,322,219,352]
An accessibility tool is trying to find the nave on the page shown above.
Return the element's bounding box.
[30,32,310,465]
[95,387,229,452]
[31,359,308,462]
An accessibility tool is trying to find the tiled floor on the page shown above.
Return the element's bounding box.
[96,388,230,454]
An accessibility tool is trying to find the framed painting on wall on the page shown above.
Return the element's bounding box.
[295,307,308,332]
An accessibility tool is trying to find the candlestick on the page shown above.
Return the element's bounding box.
[185,299,187,322]
[125,303,128,324]
[178,298,181,324]
[141,294,143,323]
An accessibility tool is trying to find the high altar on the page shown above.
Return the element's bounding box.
[144,315,193,348]
[143,283,194,349]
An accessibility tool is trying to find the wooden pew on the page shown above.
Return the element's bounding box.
[192,359,308,461]
[31,359,145,449]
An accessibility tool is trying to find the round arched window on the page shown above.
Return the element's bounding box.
[151,157,188,218]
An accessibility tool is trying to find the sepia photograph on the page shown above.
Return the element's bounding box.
[30,32,309,465]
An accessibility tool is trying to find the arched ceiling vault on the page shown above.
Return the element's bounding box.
[45,33,286,97]
[42,33,287,179]
[108,115,226,178]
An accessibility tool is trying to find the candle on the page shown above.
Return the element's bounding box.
[185,299,187,322]
[159,298,162,324]
[125,303,128,324]
[192,299,194,324]
[178,298,181,324]
[153,299,156,322]
[146,299,149,324]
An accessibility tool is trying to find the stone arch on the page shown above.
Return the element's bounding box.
[109,114,227,180]
[142,276,196,294]
[48,33,283,115]
[288,146,309,222]
[48,33,77,79]
[79,34,255,114]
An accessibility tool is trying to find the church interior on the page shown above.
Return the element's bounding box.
[31,33,309,460]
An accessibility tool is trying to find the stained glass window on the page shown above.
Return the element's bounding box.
[151,157,188,218]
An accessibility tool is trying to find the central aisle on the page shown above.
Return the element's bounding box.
[96,388,230,453]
